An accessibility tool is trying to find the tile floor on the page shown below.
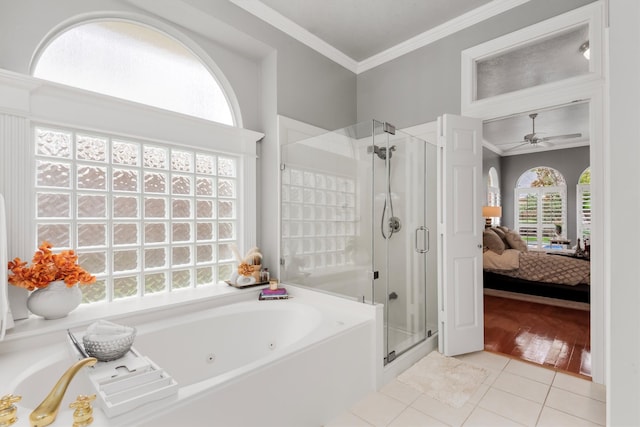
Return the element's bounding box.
[326,351,605,427]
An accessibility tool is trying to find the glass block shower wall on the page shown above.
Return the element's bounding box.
[281,167,357,273]
[34,126,239,303]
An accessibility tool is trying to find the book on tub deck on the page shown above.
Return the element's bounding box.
[259,287,288,300]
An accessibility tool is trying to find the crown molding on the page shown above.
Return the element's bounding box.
[232,0,530,74]
[229,0,359,73]
[357,0,531,73]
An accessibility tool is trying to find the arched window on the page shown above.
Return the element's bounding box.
[577,167,591,242]
[487,167,501,226]
[515,166,567,249]
[32,20,235,125]
[19,19,259,306]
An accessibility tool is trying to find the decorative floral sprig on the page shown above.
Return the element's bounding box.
[237,262,254,277]
[232,245,262,277]
[7,241,96,291]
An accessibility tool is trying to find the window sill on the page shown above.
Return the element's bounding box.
[2,282,265,347]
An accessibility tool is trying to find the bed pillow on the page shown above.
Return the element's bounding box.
[505,230,528,252]
[491,227,505,238]
[483,248,520,270]
[490,227,509,247]
[483,229,505,254]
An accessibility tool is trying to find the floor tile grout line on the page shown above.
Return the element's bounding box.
[541,403,606,427]
[534,373,556,426]
[384,404,413,427]
[475,403,530,426]
[349,410,375,427]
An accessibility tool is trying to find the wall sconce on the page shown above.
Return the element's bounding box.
[482,206,502,228]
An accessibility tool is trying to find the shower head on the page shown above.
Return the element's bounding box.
[368,145,396,160]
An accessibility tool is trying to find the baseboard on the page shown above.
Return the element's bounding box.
[484,288,590,311]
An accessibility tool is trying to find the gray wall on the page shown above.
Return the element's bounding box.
[498,146,589,244]
[356,0,596,128]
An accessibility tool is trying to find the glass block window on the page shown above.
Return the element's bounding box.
[281,167,357,272]
[34,126,238,303]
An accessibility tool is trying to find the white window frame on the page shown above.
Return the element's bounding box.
[30,16,244,128]
[514,185,567,250]
[461,2,604,119]
[577,182,591,242]
[0,70,263,315]
[33,125,244,301]
[487,167,501,226]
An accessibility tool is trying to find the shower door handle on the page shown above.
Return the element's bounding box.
[415,226,429,253]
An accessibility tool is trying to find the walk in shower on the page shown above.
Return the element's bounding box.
[280,119,438,364]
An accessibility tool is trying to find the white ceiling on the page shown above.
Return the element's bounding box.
[254,0,494,61]
[483,102,590,156]
[230,0,530,73]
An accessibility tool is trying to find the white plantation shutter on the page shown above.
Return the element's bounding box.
[487,187,501,226]
[487,167,501,226]
[541,188,566,242]
[577,183,591,240]
[515,190,538,247]
[514,187,566,249]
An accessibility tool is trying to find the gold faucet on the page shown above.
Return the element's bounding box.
[0,394,22,426]
[29,357,97,427]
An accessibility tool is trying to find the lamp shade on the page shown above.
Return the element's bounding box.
[482,206,502,218]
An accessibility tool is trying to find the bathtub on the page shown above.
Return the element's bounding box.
[3,286,378,427]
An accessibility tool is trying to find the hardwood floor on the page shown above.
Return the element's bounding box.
[484,294,591,378]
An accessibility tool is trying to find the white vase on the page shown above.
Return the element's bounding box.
[27,280,82,320]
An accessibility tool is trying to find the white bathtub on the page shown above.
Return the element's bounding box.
[3,286,378,427]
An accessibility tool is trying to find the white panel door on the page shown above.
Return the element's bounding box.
[438,114,484,356]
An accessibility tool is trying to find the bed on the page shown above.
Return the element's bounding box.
[482,227,590,303]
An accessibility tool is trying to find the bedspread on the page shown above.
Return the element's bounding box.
[484,251,590,286]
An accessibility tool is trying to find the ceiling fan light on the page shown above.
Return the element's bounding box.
[579,41,590,60]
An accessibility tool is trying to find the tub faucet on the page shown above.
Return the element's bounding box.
[29,357,97,427]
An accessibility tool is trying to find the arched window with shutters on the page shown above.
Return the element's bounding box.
[577,167,591,242]
[514,166,567,249]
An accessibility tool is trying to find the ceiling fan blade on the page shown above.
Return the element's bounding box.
[538,133,582,142]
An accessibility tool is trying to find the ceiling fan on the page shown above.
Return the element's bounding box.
[505,113,582,152]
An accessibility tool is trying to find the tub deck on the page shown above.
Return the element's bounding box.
[1,285,378,427]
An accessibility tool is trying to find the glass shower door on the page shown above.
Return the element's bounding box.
[371,121,430,363]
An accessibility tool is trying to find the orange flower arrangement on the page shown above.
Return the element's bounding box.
[7,241,96,291]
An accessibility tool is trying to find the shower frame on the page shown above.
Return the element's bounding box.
[278,118,437,366]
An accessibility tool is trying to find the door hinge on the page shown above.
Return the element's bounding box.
[369,271,379,280]
[386,350,397,363]
[280,163,286,171]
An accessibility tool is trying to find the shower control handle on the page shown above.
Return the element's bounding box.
[415,226,429,254]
